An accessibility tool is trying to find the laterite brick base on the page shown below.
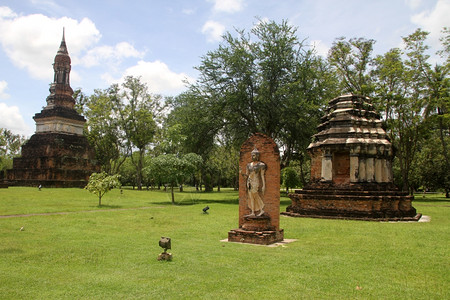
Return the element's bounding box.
[6,132,98,188]
[283,183,421,221]
[228,229,284,245]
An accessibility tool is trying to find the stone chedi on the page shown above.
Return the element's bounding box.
[283,94,420,221]
[228,133,284,245]
[6,31,98,187]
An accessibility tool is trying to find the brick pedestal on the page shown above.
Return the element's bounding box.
[241,215,273,231]
[283,182,421,221]
[228,228,284,245]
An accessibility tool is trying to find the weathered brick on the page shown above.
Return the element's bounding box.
[228,133,284,244]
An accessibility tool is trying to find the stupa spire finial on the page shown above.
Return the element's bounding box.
[57,27,68,55]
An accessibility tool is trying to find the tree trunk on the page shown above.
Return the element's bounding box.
[171,185,175,205]
[98,195,102,206]
[299,155,307,186]
[136,150,144,190]
[194,177,199,191]
[204,179,213,192]
[401,169,409,192]
[438,113,450,174]
[217,173,221,192]
[398,151,409,192]
[203,171,213,192]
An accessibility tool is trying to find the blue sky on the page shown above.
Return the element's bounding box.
[0,0,448,137]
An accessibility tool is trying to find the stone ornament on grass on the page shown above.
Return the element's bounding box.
[157,237,172,261]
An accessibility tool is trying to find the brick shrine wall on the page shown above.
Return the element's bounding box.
[238,133,280,230]
[309,148,322,181]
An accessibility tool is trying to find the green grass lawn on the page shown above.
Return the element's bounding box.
[1,187,449,299]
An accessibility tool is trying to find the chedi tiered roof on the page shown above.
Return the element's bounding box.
[308,94,391,154]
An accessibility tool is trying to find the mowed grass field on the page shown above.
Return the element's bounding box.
[0,187,448,299]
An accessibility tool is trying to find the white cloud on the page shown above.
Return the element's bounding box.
[0,80,10,99]
[405,0,423,10]
[79,42,144,67]
[311,40,330,58]
[0,103,32,136]
[111,60,193,95]
[202,20,225,42]
[0,8,100,80]
[411,0,450,48]
[210,0,244,13]
[0,6,17,18]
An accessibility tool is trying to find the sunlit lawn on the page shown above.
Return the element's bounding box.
[0,187,448,299]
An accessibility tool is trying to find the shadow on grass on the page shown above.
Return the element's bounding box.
[96,205,123,209]
[0,248,24,254]
[150,198,239,206]
[414,199,450,203]
[280,198,291,206]
[412,194,450,203]
[140,189,238,206]
[146,190,293,207]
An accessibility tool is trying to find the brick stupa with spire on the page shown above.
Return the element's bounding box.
[5,30,99,187]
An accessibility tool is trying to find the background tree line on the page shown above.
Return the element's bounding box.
[328,28,449,196]
[1,19,448,196]
[0,128,27,176]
